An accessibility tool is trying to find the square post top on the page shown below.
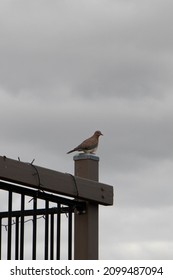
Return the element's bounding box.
[73,154,99,161]
[73,154,99,181]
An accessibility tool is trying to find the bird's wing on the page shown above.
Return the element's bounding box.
[76,136,97,150]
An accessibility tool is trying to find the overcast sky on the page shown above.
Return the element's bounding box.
[0,0,173,259]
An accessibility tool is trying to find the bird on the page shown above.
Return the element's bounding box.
[67,130,103,154]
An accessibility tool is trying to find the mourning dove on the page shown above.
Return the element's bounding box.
[67,130,103,154]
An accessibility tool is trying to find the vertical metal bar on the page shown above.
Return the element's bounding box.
[20,194,25,260]
[68,209,73,260]
[56,204,61,260]
[0,218,2,260]
[44,200,49,260]
[50,213,54,260]
[7,191,12,260]
[15,217,19,260]
[32,197,37,260]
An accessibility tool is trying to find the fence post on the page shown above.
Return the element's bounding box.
[74,154,99,260]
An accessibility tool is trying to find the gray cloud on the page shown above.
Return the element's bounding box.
[1,0,173,97]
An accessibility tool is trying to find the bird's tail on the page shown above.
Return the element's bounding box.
[67,149,75,154]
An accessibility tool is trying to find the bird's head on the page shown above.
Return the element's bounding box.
[94,130,103,137]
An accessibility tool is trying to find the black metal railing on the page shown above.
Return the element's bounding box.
[0,181,85,260]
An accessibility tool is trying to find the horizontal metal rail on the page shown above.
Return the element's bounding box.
[0,181,86,212]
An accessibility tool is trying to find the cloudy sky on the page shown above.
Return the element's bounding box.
[0,0,173,259]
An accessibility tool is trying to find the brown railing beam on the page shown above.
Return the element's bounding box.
[0,156,113,206]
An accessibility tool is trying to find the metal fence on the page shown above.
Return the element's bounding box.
[0,181,85,260]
